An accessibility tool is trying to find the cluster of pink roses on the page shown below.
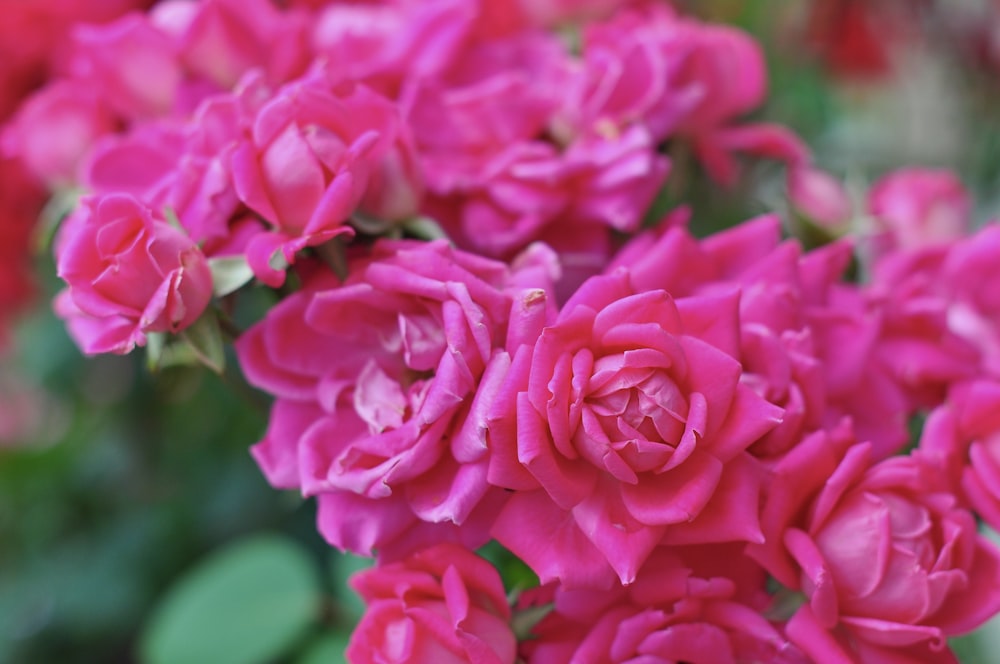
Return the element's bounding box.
[0,0,155,348]
[9,0,1000,661]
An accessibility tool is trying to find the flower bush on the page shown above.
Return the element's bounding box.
[7,0,1000,662]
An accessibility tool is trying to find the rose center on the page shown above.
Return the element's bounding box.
[583,361,688,473]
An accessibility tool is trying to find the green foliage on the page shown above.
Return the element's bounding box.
[296,633,351,664]
[139,535,321,664]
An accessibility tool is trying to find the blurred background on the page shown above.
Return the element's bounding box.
[6,0,1000,662]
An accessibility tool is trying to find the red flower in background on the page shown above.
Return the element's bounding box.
[0,157,43,350]
[804,0,927,78]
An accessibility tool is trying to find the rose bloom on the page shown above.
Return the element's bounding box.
[750,425,1000,662]
[68,13,183,120]
[869,223,1000,381]
[487,270,782,588]
[523,546,807,664]
[787,165,853,231]
[310,0,472,97]
[232,71,422,285]
[405,28,570,193]
[918,379,1000,531]
[237,240,552,559]
[868,167,971,257]
[150,0,309,91]
[347,543,516,664]
[54,193,212,355]
[4,81,115,187]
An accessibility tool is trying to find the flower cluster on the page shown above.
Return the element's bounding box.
[9,0,1000,662]
[0,0,153,348]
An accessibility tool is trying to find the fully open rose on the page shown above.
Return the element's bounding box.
[236,240,552,559]
[487,270,782,587]
[751,426,1000,662]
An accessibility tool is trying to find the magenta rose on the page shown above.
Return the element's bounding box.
[151,0,309,90]
[232,72,422,285]
[870,223,1000,382]
[236,240,551,559]
[347,543,515,664]
[918,379,1000,531]
[487,270,782,587]
[563,5,704,142]
[787,165,852,231]
[69,13,182,120]
[523,547,807,664]
[54,193,212,355]
[868,167,971,256]
[311,0,472,96]
[751,427,1000,662]
[4,81,114,187]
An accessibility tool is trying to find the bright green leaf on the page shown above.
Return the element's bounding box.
[139,534,321,664]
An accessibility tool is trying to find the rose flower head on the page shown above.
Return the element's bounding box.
[233,72,422,286]
[55,193,212,355]
[487,270,782,588]
[348,543,516,664]
[237,239,554,559]
[751,426,1000,662]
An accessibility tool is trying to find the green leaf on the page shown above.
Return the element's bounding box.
[179,312,226,374]
[140,534,321,664]
[328,552,373,623]
[296,633,351,664]
[208,256,256,298]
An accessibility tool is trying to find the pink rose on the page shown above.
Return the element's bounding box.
[918,380,1000,531]
[312,0,473,96]
[562,6,807,184]
[4,81,114,187]
[426,125,667,299]
[405,29,571,191]
[751,427,1000,662]
[487,270,782,587]
[524,547,807,664]
[83,73,269,249]
[236,240,550,558]
[869,224,1000,382]
[787,165,852,231]
[150,0,310,91]
[868,168,971,256]
[54,194,212,355]
[69,13,183,120]
[561,5,702,142]
[232,74,422,286]
[347,543,515,664]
